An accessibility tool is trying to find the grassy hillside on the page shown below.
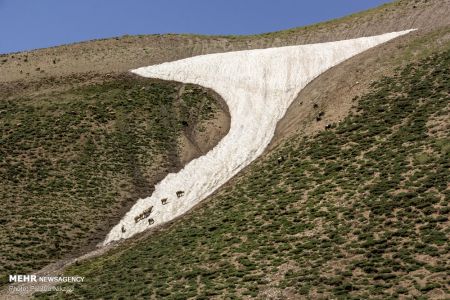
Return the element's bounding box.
[36,43,449,299]
[0,75,225,285]
[1,1,449,298]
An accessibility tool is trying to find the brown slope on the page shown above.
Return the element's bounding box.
[0,0,449,84]
[270,26,450,149]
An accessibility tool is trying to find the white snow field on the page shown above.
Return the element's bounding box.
[104,30,414,245]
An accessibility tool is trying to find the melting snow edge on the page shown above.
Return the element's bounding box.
[104,29,415,245]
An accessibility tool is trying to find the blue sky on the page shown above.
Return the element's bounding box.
[0,0,392,54]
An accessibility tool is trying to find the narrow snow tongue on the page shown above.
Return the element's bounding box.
[104,29,415,245]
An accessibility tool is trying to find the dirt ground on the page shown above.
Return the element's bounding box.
[1,0,449,84]
[178,88,230,165]
[269,26,450,150]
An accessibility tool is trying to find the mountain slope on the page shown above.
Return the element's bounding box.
[0,0,449,298]
[1,0,449,84]
[0,74,229,285]
[35,33,449,300]
[103,31,412,244]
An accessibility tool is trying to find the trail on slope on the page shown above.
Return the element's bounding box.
[104,30,414,244]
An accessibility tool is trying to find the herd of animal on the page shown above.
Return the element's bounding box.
[121,190,186,233]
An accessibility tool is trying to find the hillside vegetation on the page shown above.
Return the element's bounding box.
[0,75,225,285]
[36,38,450,299]
[1,1,449,298]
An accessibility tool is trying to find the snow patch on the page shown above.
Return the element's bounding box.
[104,30,414,245]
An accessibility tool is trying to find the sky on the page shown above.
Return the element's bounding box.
[0,0,393,54]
